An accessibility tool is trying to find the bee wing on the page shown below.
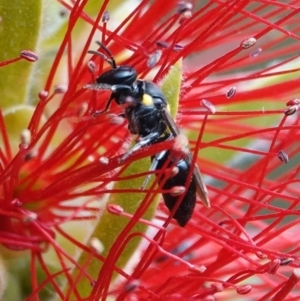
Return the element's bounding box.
[162,108,210,208]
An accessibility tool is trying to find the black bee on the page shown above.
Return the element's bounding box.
[86,42,210,226]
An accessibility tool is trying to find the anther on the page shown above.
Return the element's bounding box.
[211,283,223,292]
[87,60,96,74]
[284,105,299,116]
[89,237,104,254]
[236,285,252,295]
[171,166,179,176]
[173,44,184,51]
[23,212,38,222]
[201,99,216,114]
[177,1,193,14]
[241,37,257,49]
[157,41,170,48]
[256,251,267,259]
[20,50,38,62]
[102,11,110,23]
[20,129,31,149]
[77,103,88,117]
[54,85,67,94]
[11,199,22,206]
[38,90,49,100]
[124,279,140,292]
[24,150,38,161]
[99,157,109,164]
[268,259,281,274]
[286,98,300,106]
[226,87,236,99]
[281,258,294,266]
[147,50,162,68]
[278,150,289,164]
[170,186,186,196]
[107,204,124,215]
[188,265,206,273]
[250,48,262,57]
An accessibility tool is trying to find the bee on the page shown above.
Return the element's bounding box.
[86,42,210,226]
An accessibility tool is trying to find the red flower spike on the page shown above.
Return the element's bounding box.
[237,284,252,295]
[38,90,49,100]
[200,297,216,301]
[1,0,300,300]
[211,283,224,293]
[272,269,300,300]
[0,56,22,67]
[76,102,89,118]
[268,259,281,274]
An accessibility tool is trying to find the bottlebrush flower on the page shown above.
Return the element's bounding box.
[1,0,300,300]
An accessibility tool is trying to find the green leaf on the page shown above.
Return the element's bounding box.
[84,0,129,15]
[28,1,70,102]
[0,253,8,299]
[162,60,182,118]
[2,105,37,153]
[0,0,42,108]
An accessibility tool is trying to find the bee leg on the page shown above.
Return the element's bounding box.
[120,131,160,162]
[93,94,114,117]
[93,84,133,117]
[141,150,168,190]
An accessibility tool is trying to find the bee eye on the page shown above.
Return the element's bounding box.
[96,66,137,86]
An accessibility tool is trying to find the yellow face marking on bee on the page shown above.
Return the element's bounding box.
[166,104,171,112]
[142,94,154,106]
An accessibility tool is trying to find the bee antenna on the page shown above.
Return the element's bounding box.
[95,41,117,69]
[87,50,115,69]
